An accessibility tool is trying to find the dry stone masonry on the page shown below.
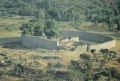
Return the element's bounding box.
[21,31,115,51]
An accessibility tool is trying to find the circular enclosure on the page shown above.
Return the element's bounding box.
[21,31,115,51]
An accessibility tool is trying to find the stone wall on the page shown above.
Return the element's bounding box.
[21,31,115,51]
[60,30,115,51]
[61,38,69,43]
[21,34,58,50]
[60,31,113,42]
[69,36,79,42]
[89,40,115,51]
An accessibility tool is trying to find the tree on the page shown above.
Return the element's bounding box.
[103,67,120,80]
[20,19,61,38]
[118,0,120,12]
[99,60,105,72]
[75,14,80,21]
[90,49,96,54]
[116,21,120,30]
[108,16,114,30]
[68,69,84,81]
[19,4,36,16]
[44,19,60,38]
[68,54,93,81]
[100,49,109,54]
[90,49,96,58]
[117,58,120,63]
[109,50,117,58]
[70,60,80,70]
[45,19,58,29]
[20,22,35,35]
[46,62,52,77]
[3,1,13,8]
[35,11,41,19]
[34,26,43,36]
[35,10,45,19]
[80,54,93,81]
[94,20,98,26]
[80,53,91,61]
[43,0,52,10]
[85,61,92,71]
[103,54,108,63]
[34,21,44,36]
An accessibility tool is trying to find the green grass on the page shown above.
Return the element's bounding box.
[0,15,33,33]
[0,16,31,26]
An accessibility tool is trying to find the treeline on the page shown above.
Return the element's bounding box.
[0,0,120,30]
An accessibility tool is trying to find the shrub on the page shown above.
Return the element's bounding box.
[100,49,109,54]
[80,53,91,61]
[5,24,19,32]
[117,58,120,63]
[90,49,96,54]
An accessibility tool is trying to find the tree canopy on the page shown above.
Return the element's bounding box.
[20,19,60,38]
[1,0,120,31]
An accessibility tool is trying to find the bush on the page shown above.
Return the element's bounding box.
[117,58,120,63]
[101,67,120,80]
[90,49,96,54]
[80,53,91,61]
[53,63,66,68]
[5,24,19,32]
[100,49,109,54]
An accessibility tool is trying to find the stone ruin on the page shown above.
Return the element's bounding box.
[21,30,116,52]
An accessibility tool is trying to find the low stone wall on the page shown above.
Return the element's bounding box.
[21,34,58,50]
[60,30,115,51]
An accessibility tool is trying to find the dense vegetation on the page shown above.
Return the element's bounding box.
[20,19,60,38]
[0,0,120,31]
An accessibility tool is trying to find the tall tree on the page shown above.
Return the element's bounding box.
[34,21,44,36]
[44,19,60,38]
[20,22,35,35]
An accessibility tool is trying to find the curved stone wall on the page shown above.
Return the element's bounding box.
[89,40,115,51]
[21,34,58,50]
[60,31,113,42]
[21,31,115,51]
[60,31,115,51]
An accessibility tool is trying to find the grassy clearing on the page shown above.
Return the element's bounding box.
[0,15,33,33]
[0,16,32,26]
[0,31,21,38]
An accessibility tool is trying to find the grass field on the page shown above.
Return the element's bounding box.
[0,15,32,26]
